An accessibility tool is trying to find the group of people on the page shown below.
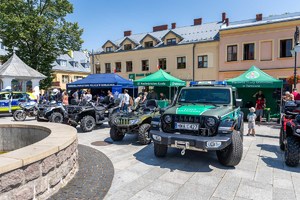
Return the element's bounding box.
[283,88,300,101]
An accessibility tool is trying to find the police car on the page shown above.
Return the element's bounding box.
[0,91,36,113]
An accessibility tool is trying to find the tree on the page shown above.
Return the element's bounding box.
[0,0,84,89]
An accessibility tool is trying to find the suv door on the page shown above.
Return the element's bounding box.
[0,92,10,112]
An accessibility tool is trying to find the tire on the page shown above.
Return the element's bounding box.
[110,125,124,141]
[50,112,64,123]
[37,116,47,122]
[13,110,26,121]
[284,136,300,167]
[154,142,168,157]
[279,126,285,151]
[138,124,152,145]
[216,130,243,166]
[80,115,96,132]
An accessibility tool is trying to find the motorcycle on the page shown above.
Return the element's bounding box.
[13,101,39,121]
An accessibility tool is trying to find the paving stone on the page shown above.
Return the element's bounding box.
[105,190,135,200]
[146,179,182,197]
[273,188,297,200]
[158,170,193,185]
[121,177,154,194]
[212,173,241,200]
[254,165,273,184]
[129,190,169,200]
[188,173,222,188]
[171,182,215,200]
[273,178,294,190]
[235,179,273,200]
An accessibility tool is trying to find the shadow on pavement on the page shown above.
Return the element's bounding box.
[76,123,111,133]
[132,144,234,173]
[257,143,300,173]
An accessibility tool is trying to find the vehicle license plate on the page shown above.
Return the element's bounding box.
[175,122,199,130]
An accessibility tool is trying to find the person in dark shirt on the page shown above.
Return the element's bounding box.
[255,97,265,124]
[253,90,265,100]
[159,92,166,100]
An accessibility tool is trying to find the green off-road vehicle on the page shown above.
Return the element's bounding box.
[150,83,244,166]
[109,100,160,145]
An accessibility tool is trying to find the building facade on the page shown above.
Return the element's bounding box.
[52,51,91,90]
[92,16,226,82]
[219,12,300,89]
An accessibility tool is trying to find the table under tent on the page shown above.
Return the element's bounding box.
[134,69,186,108]
[66,73,137,98]
[226,66,283,121]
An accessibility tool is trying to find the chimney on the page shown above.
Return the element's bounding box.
[256,14,263,21]
[222,12,226,22]
[171,23,176,29]
[153,24,168,32]
[194,18,202,26]
[124,30,132,37]
[225,18,229,26]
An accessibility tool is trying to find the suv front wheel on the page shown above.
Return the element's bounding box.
[154,143,168,157]
[110,125,124,141]
[216,130,243,166]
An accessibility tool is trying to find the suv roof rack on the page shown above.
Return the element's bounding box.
[190,81,227,87]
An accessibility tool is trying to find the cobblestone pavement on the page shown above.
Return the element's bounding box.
[49,144,114,200]
[1,116,300,200]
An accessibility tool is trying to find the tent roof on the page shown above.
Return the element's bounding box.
[0,53,46,79]
[67,73,134,88]
[134,69,186,87]
[226,65,283,88]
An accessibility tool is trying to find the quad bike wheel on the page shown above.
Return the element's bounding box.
[138,124,152,145]
[284,136,300,167]
[216,130,243,167]
[110,125,124,141]
[13,110,26,121]
[279,126,285,151]
[80,115,96,132]
[50,112,64,123]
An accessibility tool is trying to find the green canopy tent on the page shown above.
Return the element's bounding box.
[134,69,186,107]
[226,65,283,120]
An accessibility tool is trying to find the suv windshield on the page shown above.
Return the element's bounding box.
[178,88,231,104]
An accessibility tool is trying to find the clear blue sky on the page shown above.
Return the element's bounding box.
[67,0,300,51]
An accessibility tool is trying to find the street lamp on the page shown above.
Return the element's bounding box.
[292,26,299,88]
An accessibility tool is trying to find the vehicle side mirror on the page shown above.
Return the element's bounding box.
[235,99,243,107]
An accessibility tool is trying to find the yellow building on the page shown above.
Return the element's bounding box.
[52,51,91,90]
[92,16,226,82]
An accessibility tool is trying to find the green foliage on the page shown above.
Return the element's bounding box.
[0,0,84,89]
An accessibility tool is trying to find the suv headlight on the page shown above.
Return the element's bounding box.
[129,119,140,125]
[164,115,172,123]
[206,117,216,127]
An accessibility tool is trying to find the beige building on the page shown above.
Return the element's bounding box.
[52,51,91,90]
[92,16,225,82]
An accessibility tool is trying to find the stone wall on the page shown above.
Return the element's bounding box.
[0,140,78,200]
[0,122,78,200]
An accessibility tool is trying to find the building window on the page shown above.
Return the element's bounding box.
[105,63,111,73]
[280,39,292,58]
[145,41,153,48]
[158,58,167,70]
[227,45,238,62]
[95,64,101,73]
[142,60,149,71]
[115,62,121,72]
[126,61,133,72]
[167,38,176,45]
[124,44,132,50]
[62,75,69,83]
[106,46,113,52]
[243,43,255,60]
[60,60,67,67]
[177,57,186,69]
[198,55,208,68]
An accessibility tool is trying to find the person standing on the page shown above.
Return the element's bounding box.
[253,90,266,104]
[292,88,300,100]
[85,90,92,102]
[255,96,265,124]
[123,89,130,113]
[117,90,125,112]
[247,107,257,136]
[159,92,166,100]
[62,91,69,105]
[72,89,79,103]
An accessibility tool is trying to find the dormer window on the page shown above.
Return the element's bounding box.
[106,46,113,52]
[167,38,176,45]
[60,60,67,67]
[145,41,153,48]
[124,44,132,50]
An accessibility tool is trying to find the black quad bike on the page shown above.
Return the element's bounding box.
[109,100,160,145]
[37,101,68,123]
[13,101,39,121]
[279,101,300,167]
[67,99,120,132]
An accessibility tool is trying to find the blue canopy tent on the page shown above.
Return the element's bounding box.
[67,73,134,89]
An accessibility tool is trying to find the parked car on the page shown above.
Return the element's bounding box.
[150,83,244,167]
[109,99,160,145]
[0,91,36,113]
[279,100,300,167]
